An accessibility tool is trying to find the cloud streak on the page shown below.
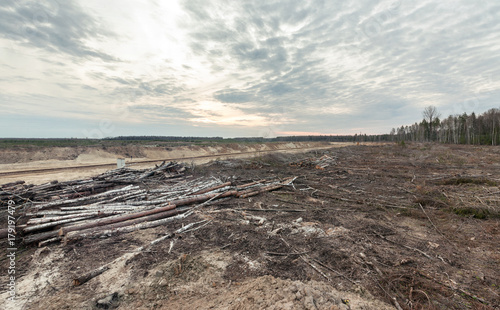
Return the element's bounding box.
[0,0,119,61]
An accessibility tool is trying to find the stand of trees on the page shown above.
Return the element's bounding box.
[390,107,500,145]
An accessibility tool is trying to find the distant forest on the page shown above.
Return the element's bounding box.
[390,106,500,145]
[104,134,387,143]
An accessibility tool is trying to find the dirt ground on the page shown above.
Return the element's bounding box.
[1,142,499,310]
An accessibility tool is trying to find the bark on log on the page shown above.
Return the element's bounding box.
[236,182,278,196]
[34,185,138,210]
[238,184,283,198]
[38,236,62,247]
[59,204,144,212]
[168,190,237,206]
[0,228,7,239]
[26,209,128,217]
[105,190,147,203]
[64,211,191,241]
[23,230,60,244]
[236,179,266,189]
[59,204,177,236]
[73,265,110,286]
[64,208,187,241]
[27,213,98,225]
[138,161,170,179]
[23,216,93,233]
[1,180,25,188]
[190,182,232,195]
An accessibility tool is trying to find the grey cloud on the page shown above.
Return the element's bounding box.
[109,77,136,85]
[109,79,186,101]
[181,0,322,74]
[173,96,196,104]
[130,104,195,120]
[1,64,16,69]
[180,0,367,111]
[153,83,185,95]
[0,0,118,61]
[40,58,66,66]
[0,75,37,82]
[81,85,97,91]
[214,89,255,103]
[259,82,294,96]
[56,83,72,90]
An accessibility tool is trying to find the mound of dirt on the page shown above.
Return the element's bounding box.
[0,147,83,164]
[129,252,394,310]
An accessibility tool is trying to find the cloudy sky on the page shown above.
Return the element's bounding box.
[1,0,499,138]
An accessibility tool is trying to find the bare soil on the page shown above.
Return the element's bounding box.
[1,143,499,310]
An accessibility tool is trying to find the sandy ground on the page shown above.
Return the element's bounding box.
[0,142,363,185]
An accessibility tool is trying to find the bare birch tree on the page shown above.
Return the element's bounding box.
[423,106,441,141]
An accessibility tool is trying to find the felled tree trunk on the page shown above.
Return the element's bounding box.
[59,203,177,236]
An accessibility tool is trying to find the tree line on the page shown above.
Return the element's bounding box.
[101,106,500,146]
[390,106,500,145]
[104,136,224,142]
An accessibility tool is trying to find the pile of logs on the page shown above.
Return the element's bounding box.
[289,155,337,170]
[0,161,185,205]
[1,162,296,246]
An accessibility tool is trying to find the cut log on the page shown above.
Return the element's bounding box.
[73,265,110,286]
[64,211,191,241]
[238,184,283,198]
[105,190,147,203]
[190,182,231,195]
[38,236,62,247]
[59,204,177,236]
[168,190,238,206]
[0,180,25,188]
[0,228,7,239]
[59,204,144,212]
[23,230,60,244]
[64,208,187,240]
[27,213,99,225]
[137,161,171,179]
[23,216,94,233]
[236,182,278,196]
[26,209,128,217]
[236,179,266,189]
[33,185,138,210]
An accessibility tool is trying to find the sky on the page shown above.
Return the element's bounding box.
[0,0,499,138]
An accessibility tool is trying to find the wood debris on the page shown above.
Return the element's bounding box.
[1,161,296,246]
[289,154,337,170]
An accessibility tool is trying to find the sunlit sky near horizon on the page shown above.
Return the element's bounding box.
[1,0,499,138]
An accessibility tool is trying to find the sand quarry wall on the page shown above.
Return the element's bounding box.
[0,142,342,184]
[0,142,333,167]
